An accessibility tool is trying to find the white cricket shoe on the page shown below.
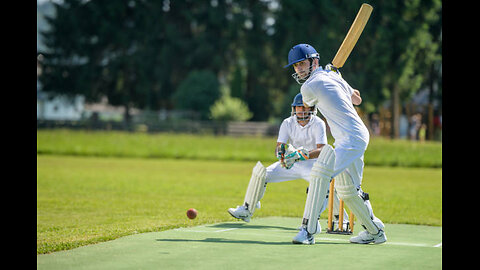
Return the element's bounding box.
[349,229,387,244]
[292,227,315,245]
[292,221,321,245]
[227,205,252,222]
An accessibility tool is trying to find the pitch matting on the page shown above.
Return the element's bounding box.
[37,217,442,269]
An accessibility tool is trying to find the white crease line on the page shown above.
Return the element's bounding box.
[316,237,437,247]
[387,242,433,247]
[213,228,239,232]
[434,242,442,247]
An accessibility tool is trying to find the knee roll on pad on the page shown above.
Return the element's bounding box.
[312,144,336,179]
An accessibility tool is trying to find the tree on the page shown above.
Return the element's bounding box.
[39,0,235,123]
[38,0,442,130]
[39,0,161,124]
[362,0,442,138]
[210,96,253,122]
[271,0,441,137]
[172,70,220,120]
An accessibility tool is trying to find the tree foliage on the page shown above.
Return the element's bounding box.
[172,70,220,120]
[210,96,253,122]
[39,0,442,133]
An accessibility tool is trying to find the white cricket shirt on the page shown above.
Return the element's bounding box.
[277,115,328,155]
[301,67,369,149]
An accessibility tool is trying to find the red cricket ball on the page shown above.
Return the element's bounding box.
[186,208,198,219]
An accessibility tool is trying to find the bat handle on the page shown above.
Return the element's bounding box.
[328,63,340,72]
[325,63,342,77]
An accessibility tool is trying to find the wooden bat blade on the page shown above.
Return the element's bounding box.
[331,3,373,68]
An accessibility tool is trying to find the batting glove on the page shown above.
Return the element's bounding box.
[325,63,342,77]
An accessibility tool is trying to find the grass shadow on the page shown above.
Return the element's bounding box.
[156,238,346,245]
[208,222,298,231]
[157,238,291,245]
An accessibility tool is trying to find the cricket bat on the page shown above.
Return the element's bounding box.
[331,3,373,69]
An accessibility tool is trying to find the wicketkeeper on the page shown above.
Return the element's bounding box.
[284,43,386,245]
[228,93,350,236]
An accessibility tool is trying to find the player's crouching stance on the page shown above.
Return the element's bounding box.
[284,43,386,245]
[228,94,351,243]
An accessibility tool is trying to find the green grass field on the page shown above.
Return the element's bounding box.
[37,129,442,167]
[36,130,442,255]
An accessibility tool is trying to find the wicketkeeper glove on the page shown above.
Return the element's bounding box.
[276,143,286,160]
[281,148,309,169]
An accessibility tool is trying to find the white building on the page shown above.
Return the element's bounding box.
[37,89,86,121]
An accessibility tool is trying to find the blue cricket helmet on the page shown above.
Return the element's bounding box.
[291,93,304,107]
[284,44,320,68]
[290,93,317,120]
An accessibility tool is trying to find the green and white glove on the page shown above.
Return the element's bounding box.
[281,147,309,169]
[276,143,286,160]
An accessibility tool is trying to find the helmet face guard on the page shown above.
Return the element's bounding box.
[291,58,317,84]
[292,109,314,121]
[290,93,316,121]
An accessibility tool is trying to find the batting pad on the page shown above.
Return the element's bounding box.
[331,189,349,221]
[335,171,379,234]
[244,161,266,215]
[303,145,335,234]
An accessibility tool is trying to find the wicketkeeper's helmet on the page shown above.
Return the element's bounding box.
[291,93,316,120]
[291,93,305,107]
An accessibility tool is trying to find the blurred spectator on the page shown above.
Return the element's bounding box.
[399,114,408,139]
[370,113,380,136]
[419,123,427,143]
[409,113,422,140]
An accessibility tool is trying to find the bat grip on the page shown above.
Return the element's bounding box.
[330,64,340,72]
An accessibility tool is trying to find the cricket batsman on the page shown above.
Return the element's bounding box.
[228,93,351,236]
[284,43,386,245]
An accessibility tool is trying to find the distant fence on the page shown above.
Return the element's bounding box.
[37,119,280,137]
